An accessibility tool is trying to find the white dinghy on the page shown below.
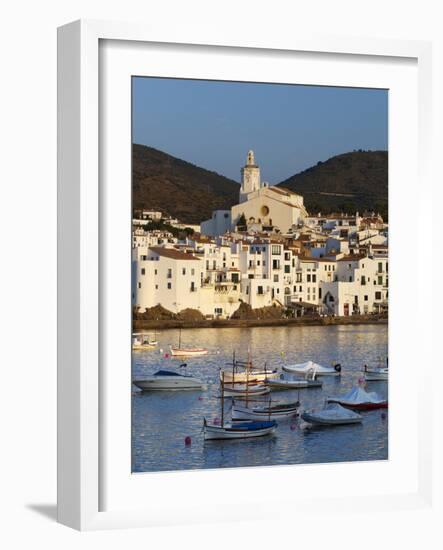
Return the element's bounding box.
[283,360,342,377]
[232,399,299,421]
[133,369,206,391]
[301,403,362,426]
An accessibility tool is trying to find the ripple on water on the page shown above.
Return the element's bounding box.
[132,324,388,472]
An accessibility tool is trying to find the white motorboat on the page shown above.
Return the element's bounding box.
[132,332,158,350]
[301,403,362,425]
[232,400,299,421]
[363,364,388,381]
[327,386,388,410]
[133,370,206,391]
[283,360,342,377]
[203,419,277,440]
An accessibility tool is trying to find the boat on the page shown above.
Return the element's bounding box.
[266,375,322,390]
[170,327,208,357]
[133,369,206,391]
[363,358,389,381]
[203,419,277,440]
[327,386,388,410]
[301,403,362,426]
[222,383,270,397]
[232,399,299,420]
[283,360,342,377]
[219,352,279,383]
[203,371,277,440]
[132,332,158,350]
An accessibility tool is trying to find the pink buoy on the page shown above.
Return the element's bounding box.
[184,436,192,446]
[164,353,169,358]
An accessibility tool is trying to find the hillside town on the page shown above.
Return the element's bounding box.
[132,151,388,320]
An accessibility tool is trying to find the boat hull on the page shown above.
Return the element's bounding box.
[220,370,279,383]
[327,398,388,410]
[170,348,208,357]
[266,379,322,389]
[232,405,298,420]
[282,365,340,376]
[133,377,206,391]
[204,422,276,440]
[301,412,362,425]
[222,384,270,397]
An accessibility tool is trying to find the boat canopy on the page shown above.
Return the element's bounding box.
[315,403,362,420]
[330,386,385,405]
[289,360,334,373]
[231,421,276,430]
[154,370,181,377]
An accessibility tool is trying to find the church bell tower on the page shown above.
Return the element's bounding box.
[239,150,261,203]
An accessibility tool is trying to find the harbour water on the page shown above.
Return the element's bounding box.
[132,324,388,473]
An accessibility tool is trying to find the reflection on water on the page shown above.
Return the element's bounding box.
[132,324,388,472]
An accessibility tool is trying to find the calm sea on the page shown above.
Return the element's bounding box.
[132,324,388,472]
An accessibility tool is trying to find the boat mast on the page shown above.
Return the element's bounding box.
[221,371,225,428]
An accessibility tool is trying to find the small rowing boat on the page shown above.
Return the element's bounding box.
[232,400,299,421]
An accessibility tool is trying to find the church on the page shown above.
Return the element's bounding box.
[200,150,307,236]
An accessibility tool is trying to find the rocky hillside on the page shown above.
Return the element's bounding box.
[277,150,388,220]
[132,144,239,224]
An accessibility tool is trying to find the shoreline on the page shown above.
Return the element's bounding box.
[133,314,388,331]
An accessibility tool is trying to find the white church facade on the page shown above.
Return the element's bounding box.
[200,150,307,236]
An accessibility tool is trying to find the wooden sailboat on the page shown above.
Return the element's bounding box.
[170,327,208,357]
[132,332,158,350]
[203,371,277,440]
[221,350,270,396]
[219,351,278,383]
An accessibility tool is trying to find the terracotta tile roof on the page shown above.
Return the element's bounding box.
[149,247,200,261]
[337,254,367,262]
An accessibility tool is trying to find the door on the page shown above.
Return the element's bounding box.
[344,303,349,316]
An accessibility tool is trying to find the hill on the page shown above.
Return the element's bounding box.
[132,144,239,224]
[277,150,388,220]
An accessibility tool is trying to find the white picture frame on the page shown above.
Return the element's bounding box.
[57,19,434,531]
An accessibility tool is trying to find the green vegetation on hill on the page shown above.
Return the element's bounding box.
[277,150,388,220]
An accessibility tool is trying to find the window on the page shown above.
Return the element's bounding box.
[361,276,366,286]
[272,259,280,270]
[312,274,317,282]
[296,273,302,283]
[364,295,368,301]
[271,245,281,255]
[375,291,382,299]
[378,262,383,273]
[154,269,157,275]
[293,286,297,293]
[215,307,223,315]
[284,265,290,273]
[349,276,353,282]
[319,288,322,299]
[378,276,383,285]
[257,286,263,295]
[190,282,195,292]
[284,252,290,261]
[191,268,195,276]
[138,282,141,289]
[248,274,254,279]
[155,284,158,290]
[141,268,145,275]
[167,282,172,289]
[167,268,172,279]
[273,274,279,282]
[307,274,311,282]
[299,285,302,292]
[182,268,186,275]
[257,261,261,266]
[324,266,327,271]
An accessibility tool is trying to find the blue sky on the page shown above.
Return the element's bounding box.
[132,77,388,183]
